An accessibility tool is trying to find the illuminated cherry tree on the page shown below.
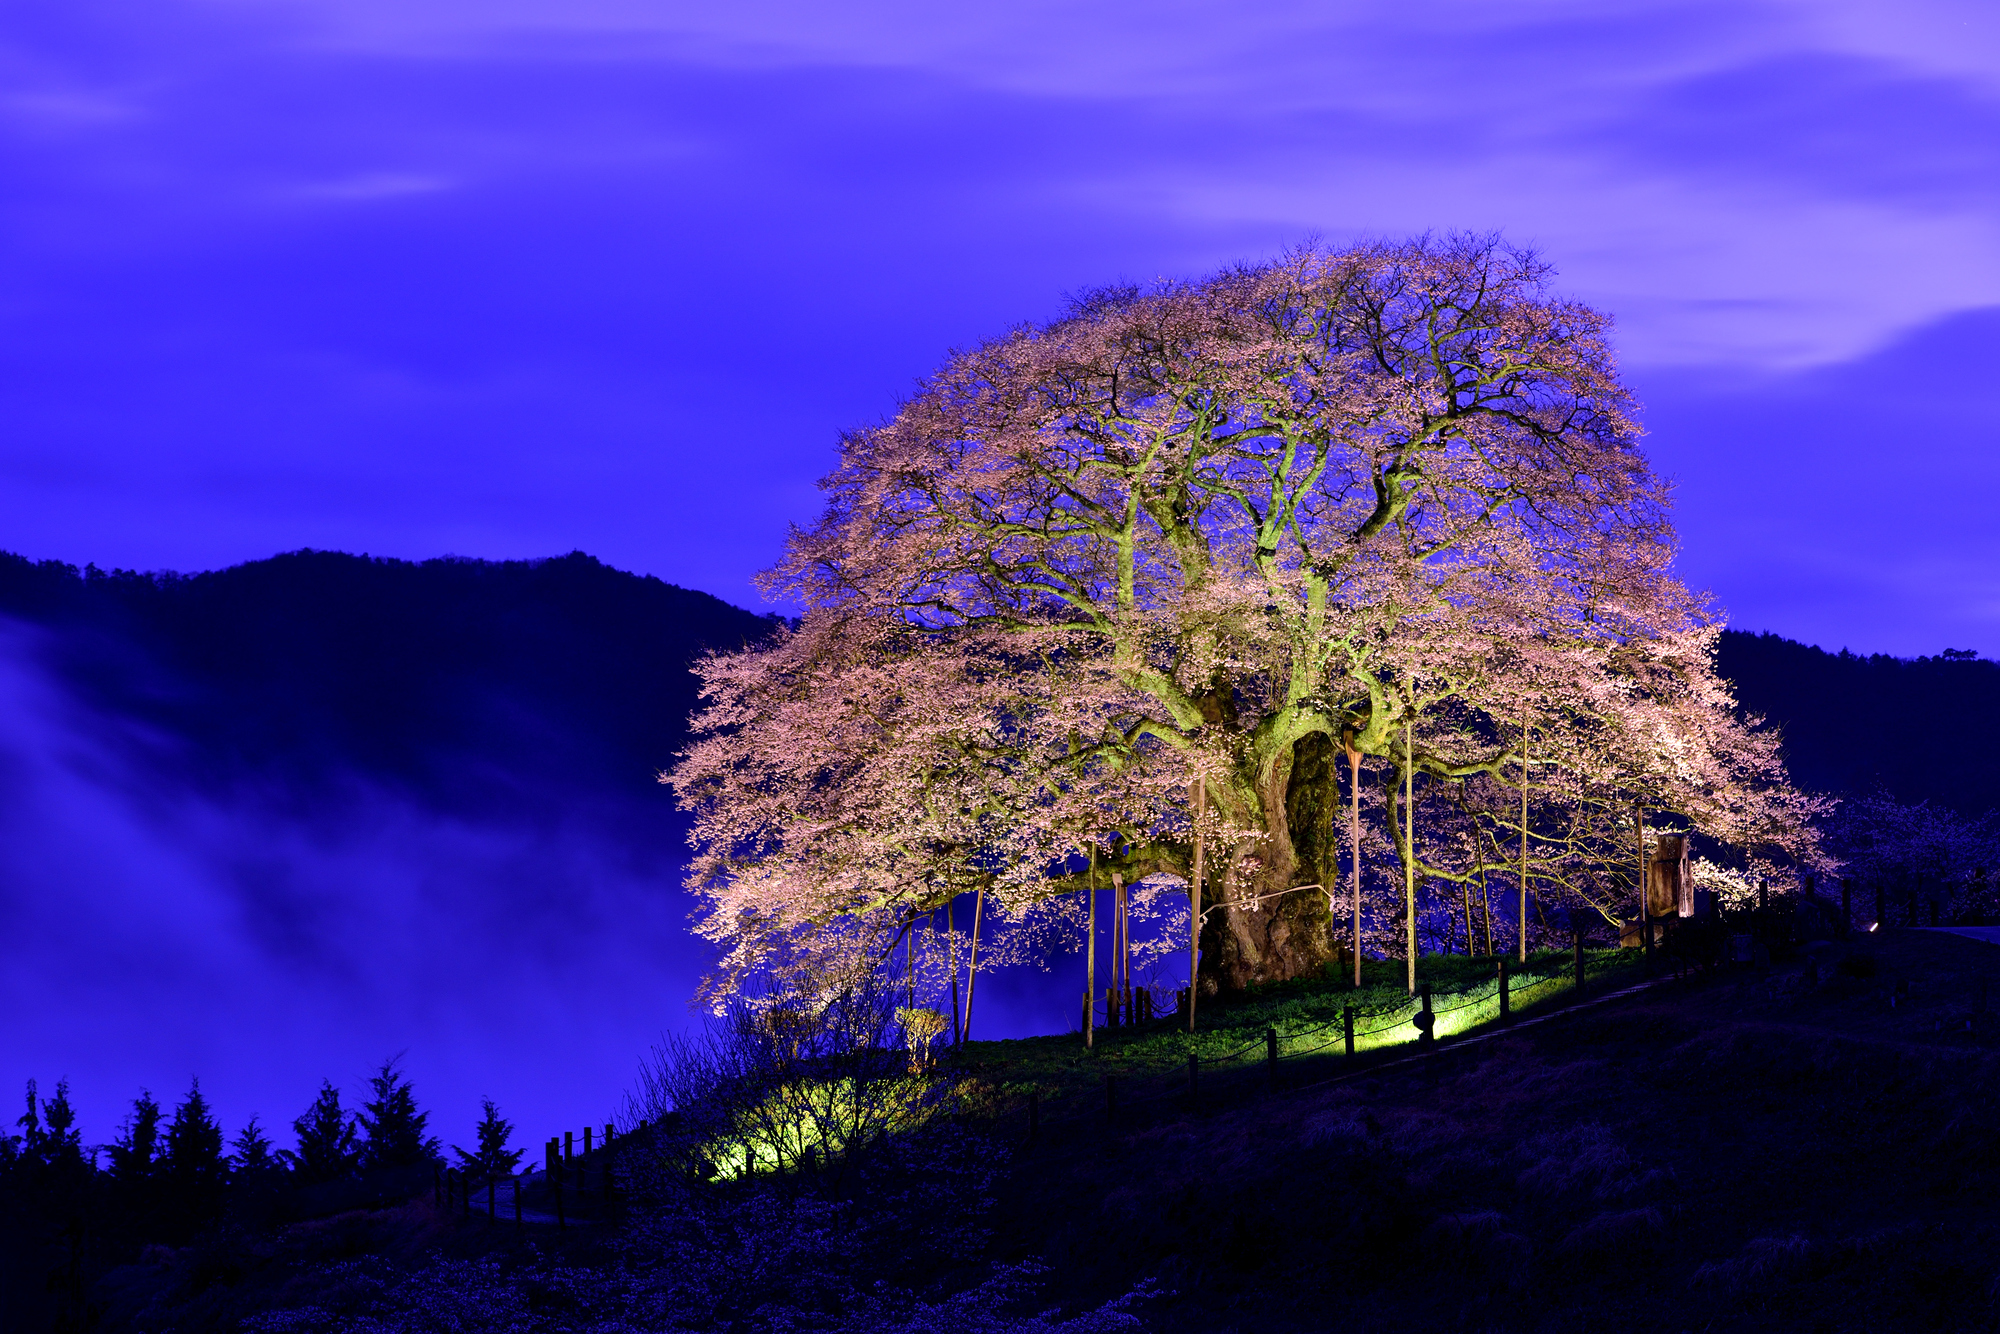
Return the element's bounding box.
[671,235,1822,1003]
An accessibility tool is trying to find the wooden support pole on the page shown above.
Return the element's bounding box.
[1405,716,1417,995]
[1348,737,1364,988]
[1638,806,1652,973]
[1114,872,1129,1021]
[583,1126,593,1156]
[1418,985,1434,1047]
[1085,847,1096,1049]
[1343,1005,1355,1059]
[1191,780,1204,1031]
[1519,709,1530,964]
[964,881,985,1042]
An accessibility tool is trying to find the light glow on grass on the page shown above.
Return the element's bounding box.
[960,949,1648,1107]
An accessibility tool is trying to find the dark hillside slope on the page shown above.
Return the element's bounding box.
[0,549,781,825]
[998,929,2000,1333]
[1717,629,2000,815]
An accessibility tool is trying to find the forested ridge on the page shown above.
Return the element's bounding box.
[0,549,1982,822]
[0,548,783,824]
[1716,631,2000,817]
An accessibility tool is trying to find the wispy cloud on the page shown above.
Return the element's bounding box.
[282,171,455,202]
[0,617,707,1149]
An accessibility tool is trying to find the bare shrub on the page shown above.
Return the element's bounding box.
[626,971,953,1190]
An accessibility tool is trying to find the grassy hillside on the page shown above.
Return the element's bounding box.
[954,948,1649,1119]
[989,926,2000,1332]
[74,930,2000,1332]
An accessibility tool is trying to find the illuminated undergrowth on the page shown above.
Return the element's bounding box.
[956,948,1648,1106]
[669,952,1648,1177]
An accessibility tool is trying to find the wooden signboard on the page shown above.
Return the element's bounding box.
[1648,835,1705,918]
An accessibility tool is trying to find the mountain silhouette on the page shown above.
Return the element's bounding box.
[0,549,782,830]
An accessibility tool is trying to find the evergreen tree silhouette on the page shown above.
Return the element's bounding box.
[452,1098,524,1179]
[107,1088,166,1234]
[356,1058,439,1172]
[37,1079,82,1171]
[106,1090,162,1184]
[285,1080,358,1184]
[15,1079,46,1168]
[162,1078,227,1234]
[229,1115,277,1175]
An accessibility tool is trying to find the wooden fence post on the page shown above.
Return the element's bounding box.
[564,1130,573,1164]
[1343,1005,1356,1059]
[1418,985,1434,1047]
[584,1126,593,1156]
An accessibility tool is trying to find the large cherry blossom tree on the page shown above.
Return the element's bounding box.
[671,236,1821,1002]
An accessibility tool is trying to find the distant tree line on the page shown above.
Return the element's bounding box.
[0,1060,522,1330]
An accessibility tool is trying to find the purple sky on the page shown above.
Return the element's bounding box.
[5,1,2000,1147]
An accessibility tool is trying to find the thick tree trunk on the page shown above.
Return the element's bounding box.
[1201,733,1339,990]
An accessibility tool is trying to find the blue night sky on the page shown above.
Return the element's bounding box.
[5,1,2000,1145]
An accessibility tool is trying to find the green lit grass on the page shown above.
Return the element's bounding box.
[956,948,1647,1109]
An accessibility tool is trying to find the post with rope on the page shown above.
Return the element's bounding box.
[1415,985,1435,1048]
[1343,1005,1355,1060]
